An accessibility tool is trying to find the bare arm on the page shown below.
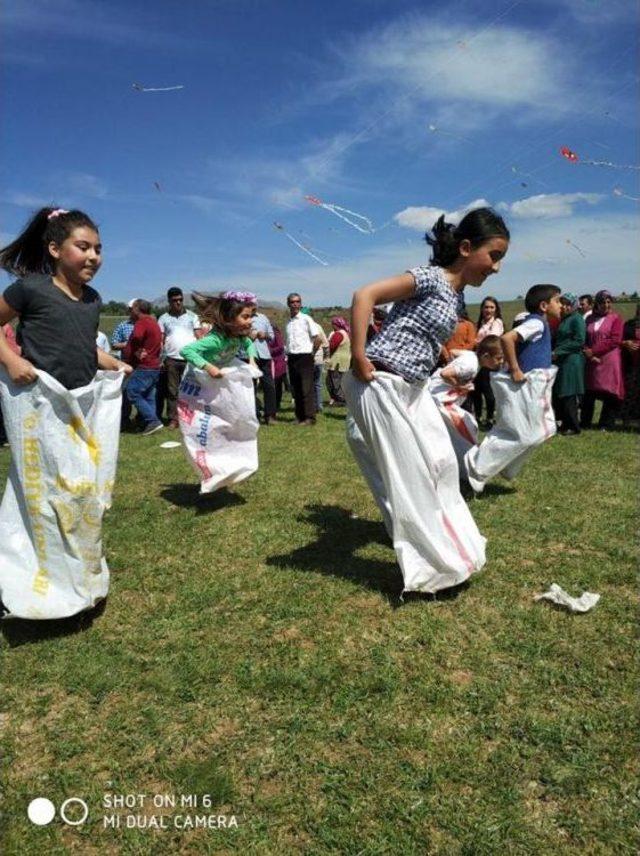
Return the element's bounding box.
[0,296,37,384]
[501,330,525,383]
[97,347,133,375]
[350,272,416,382]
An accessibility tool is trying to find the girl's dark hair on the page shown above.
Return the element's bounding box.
[426,207,509,267]
[0,207,99,277]
[192,292,251,336]
[476,295,503,328]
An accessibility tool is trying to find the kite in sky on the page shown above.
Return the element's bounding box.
[565,238,586,258]
[153,181,162,192]
[273,222,328,266]
[428,123,470,143]
[511,165,546,189]
[560,146,639,170]
[304,195,375,234]
[132,83,184,93]
[613,187,640,202]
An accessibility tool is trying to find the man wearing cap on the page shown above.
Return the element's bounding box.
[157,287,202,428]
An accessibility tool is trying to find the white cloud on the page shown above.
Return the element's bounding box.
[500,192,604,219]
[326,15,577,124]
[394,199,491,231]
[1,191,52,209]
[65,172,108,199]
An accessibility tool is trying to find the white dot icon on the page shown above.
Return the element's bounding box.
[27,797,55,826]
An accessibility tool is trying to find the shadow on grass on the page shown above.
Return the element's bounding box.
[267,504,402,602]
[0,599,107,648]
[320,409,347,421]
[160,483,246,514]
[475,481,518,498]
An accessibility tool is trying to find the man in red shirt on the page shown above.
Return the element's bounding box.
[123,299,164,435]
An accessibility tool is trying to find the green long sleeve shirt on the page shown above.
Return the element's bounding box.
[180,330,257,370]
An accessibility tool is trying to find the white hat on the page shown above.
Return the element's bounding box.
[127,298,139,308]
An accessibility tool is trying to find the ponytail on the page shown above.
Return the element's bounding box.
[192,291,254,336]
[0,207,99,277]
[425,207,510,267]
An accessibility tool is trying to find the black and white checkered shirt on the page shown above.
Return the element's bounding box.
[366,265,463,383]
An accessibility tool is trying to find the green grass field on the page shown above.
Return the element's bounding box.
[0,392,638,854]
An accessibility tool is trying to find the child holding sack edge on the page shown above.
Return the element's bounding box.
[344,207,509,596]
[464,284,561,494]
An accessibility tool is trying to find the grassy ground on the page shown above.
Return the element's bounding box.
[0,395,638,855]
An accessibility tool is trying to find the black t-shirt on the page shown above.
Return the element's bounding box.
[3,274,102,390]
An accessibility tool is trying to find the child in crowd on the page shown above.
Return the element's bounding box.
[464,284,561,494]
[178,291,261,493]
[180,291,258,374]
[473,296,504,429]
[344,207,510,595]
[429,336,504,472]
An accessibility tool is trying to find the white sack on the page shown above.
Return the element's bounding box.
[464,368,557,494]
[343,370,485,594]
[0,369,123,620]
[534,583,600,613]
[178,360,261,494]
[428,365,479,472]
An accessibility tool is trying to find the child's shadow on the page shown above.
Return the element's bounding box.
[160,483,246,514]
[266,504,401,601]
[1,599,106,648]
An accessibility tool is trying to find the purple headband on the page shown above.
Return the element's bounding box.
[222,290,257,304]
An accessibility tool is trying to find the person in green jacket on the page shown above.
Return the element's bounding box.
[553,293,586,435]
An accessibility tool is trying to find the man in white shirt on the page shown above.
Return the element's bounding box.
[284,292,321,425]
[157,287,202,428]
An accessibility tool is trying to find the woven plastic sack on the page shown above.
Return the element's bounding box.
[0,369,123,620]
[428,357,479,472]
[344,370,485,594]
[178,360,261,493]
[463,367,557,493]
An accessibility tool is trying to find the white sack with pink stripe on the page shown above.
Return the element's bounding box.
[463,368,557,494]
[343,370,486,595]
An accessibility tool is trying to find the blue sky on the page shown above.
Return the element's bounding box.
[2,0,639,306]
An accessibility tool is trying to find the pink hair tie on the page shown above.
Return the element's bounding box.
[222,290,257,304]
[47,208,69,220]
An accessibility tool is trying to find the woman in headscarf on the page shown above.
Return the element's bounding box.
[326,316,351,406]
[620,302,640,427]
[553,292,586,435]
[581,289,625,430]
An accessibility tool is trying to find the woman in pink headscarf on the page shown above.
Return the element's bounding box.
[581,290,625,430]
[326,316,351,406]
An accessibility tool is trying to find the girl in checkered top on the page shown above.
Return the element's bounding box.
[343,207,509,596]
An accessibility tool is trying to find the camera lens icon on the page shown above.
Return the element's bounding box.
[28,796,89,826]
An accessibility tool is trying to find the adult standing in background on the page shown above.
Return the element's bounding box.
[269,324,288,413]
[285,293,320,426]
[553,293,586,435]
[326,316,351,406]
[111,298,137,430]
[250,303,277,425]
[579,294,594,320]
[301,307,329,413]
[157,287,201,429]
[581,290,625,431]
[473,296,504,430]
[620,303,640,427]
[124,299,164,435]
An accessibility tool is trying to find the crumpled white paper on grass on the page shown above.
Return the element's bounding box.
[534,583,600,613]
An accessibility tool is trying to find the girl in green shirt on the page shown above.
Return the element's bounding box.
[180,290,258,375]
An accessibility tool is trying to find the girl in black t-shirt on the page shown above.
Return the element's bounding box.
[0,207,131,389]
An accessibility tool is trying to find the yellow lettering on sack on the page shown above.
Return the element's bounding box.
[22,427,50,596]
[68,416,101,466]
